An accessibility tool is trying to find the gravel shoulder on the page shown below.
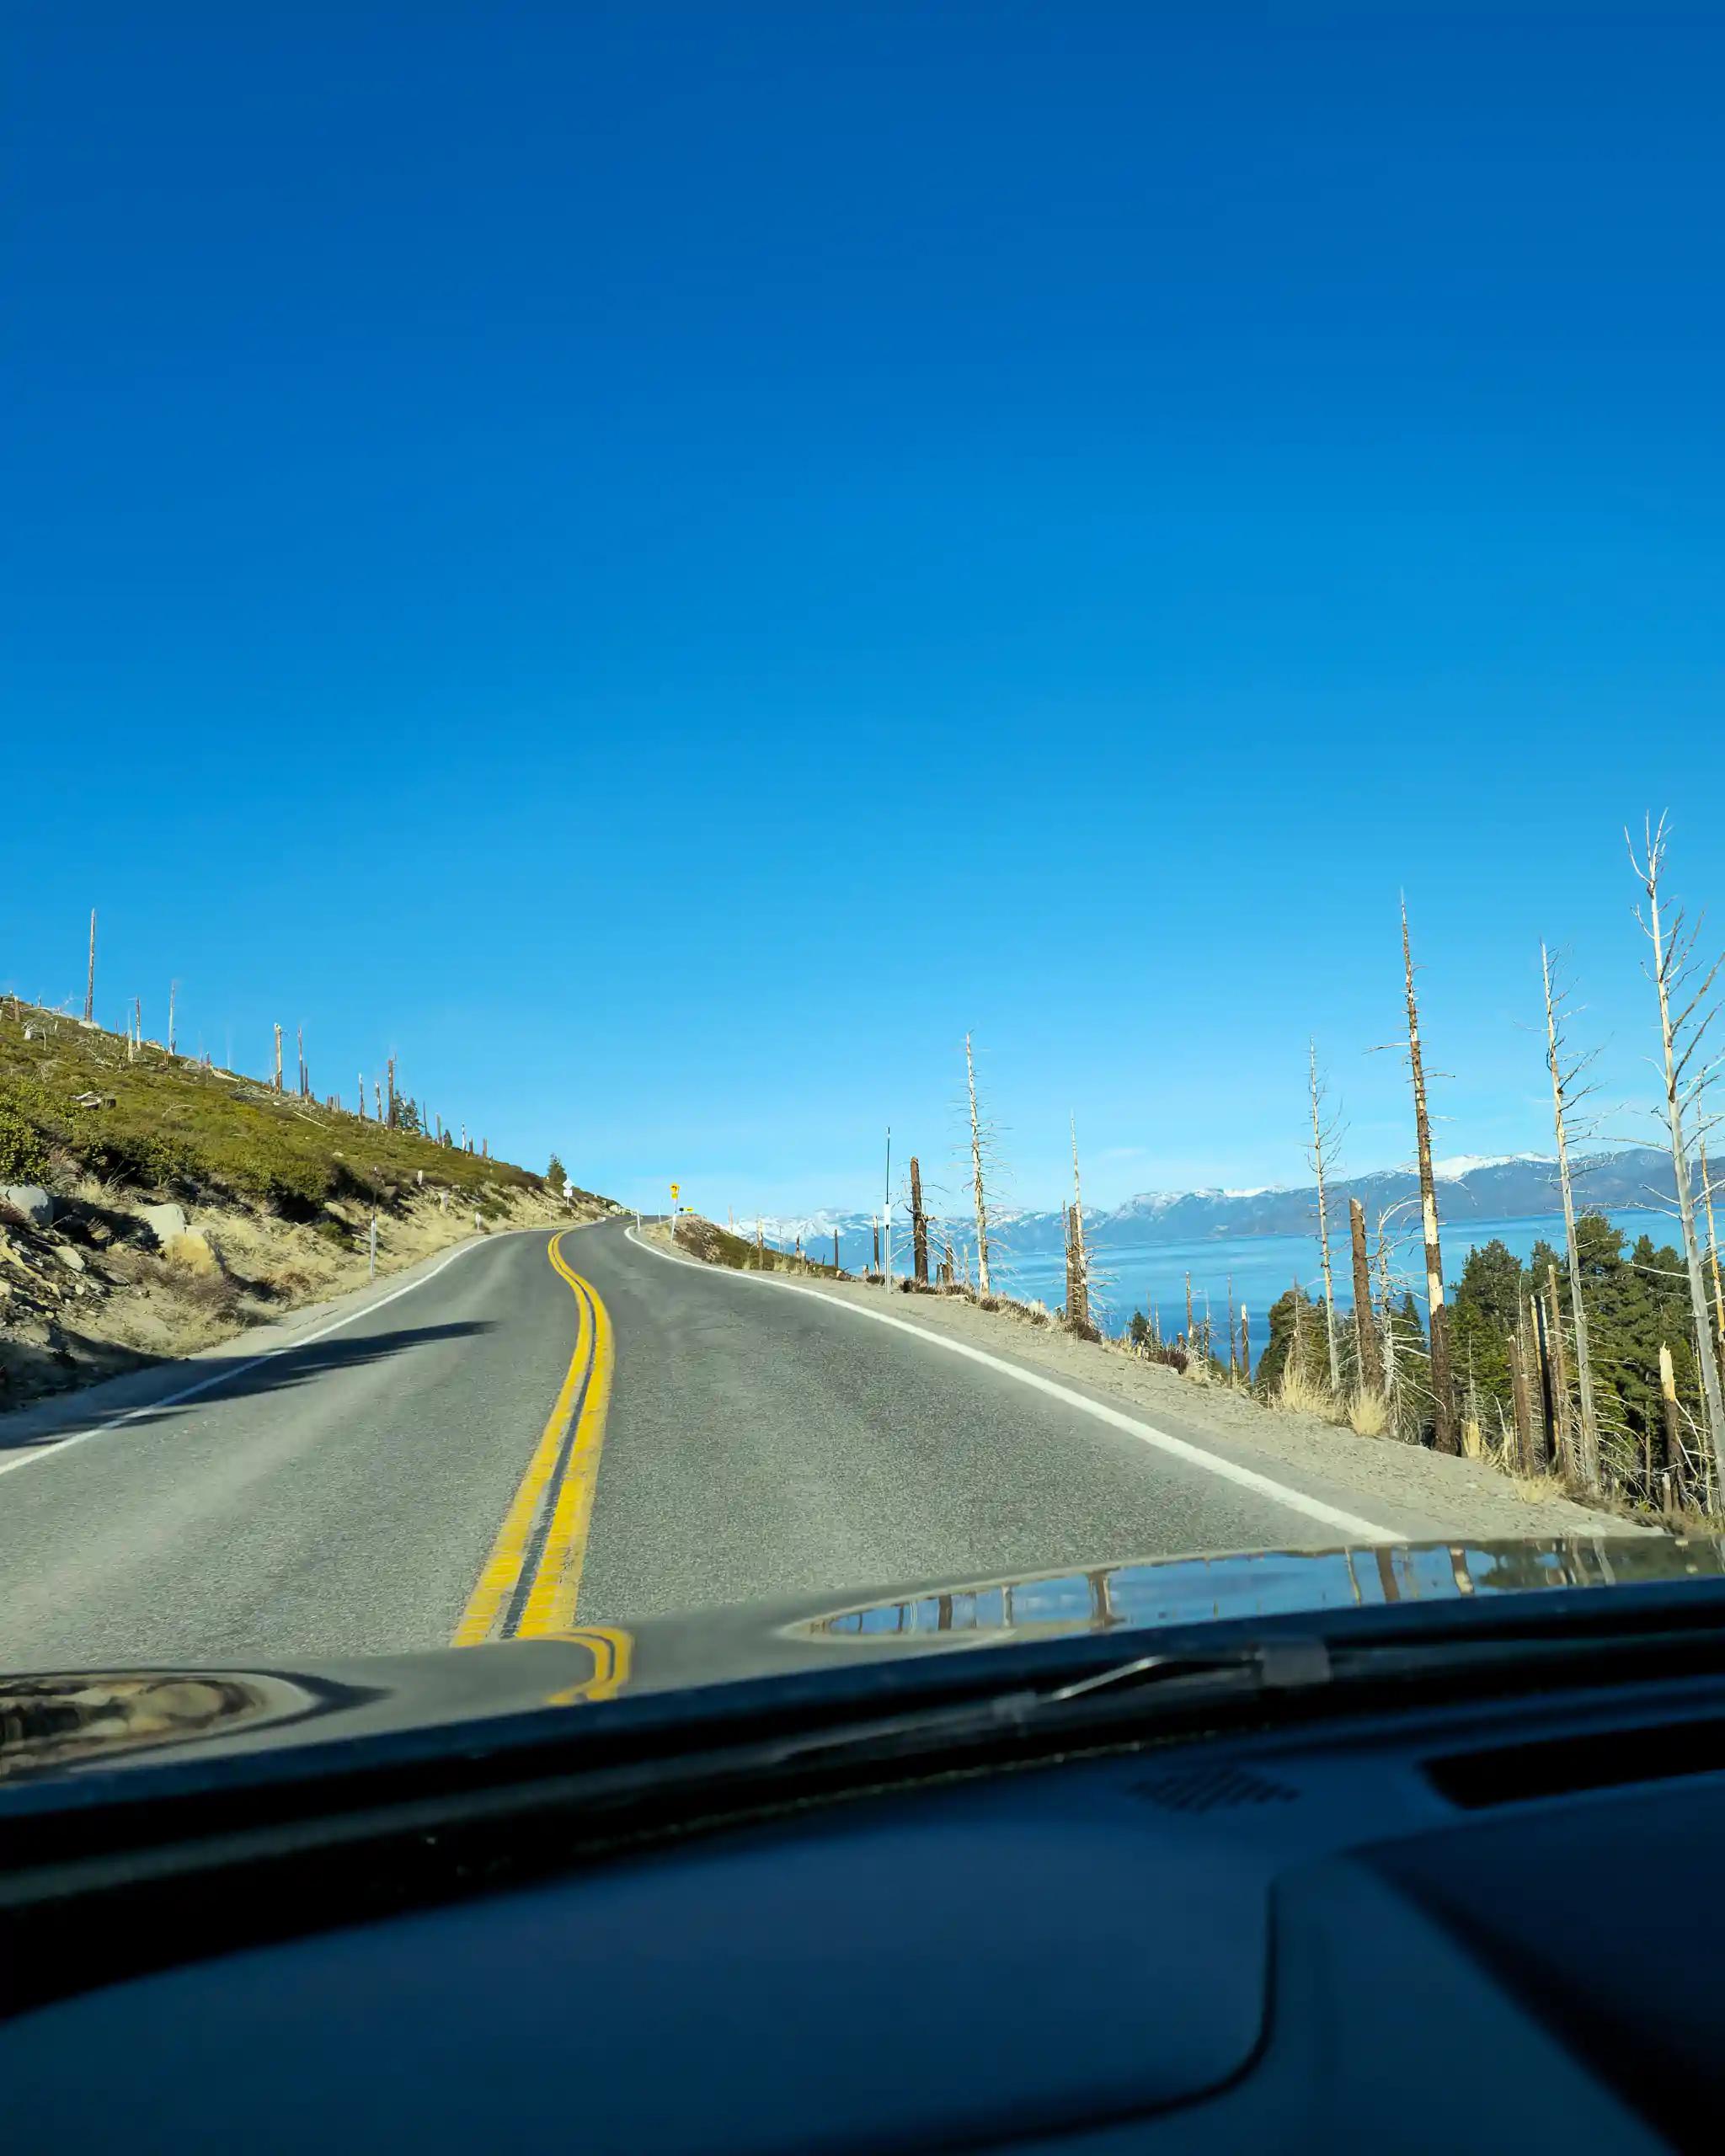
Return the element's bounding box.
[654,1232,1648,1544]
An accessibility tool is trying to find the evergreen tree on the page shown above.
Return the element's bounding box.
[547,1153,567,1195]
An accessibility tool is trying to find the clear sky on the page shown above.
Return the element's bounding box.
[6,5,1722,1219]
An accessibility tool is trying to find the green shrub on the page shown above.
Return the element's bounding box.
[0,1099,48,1182]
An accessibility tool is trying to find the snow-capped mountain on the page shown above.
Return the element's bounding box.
[727,1147,1675,1269]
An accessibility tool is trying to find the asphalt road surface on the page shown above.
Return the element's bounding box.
[0,1219,1409,1672]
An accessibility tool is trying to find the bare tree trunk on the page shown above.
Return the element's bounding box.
[359,1075,367,1120]
[1541,942,1601,1488]
[1659,1342,1685,1501]
[1240,1305,1250,1385]
[273,1023,283,1091]
[84,910,96,1024]
[1403,903,1459,1452]
[1308,1041,1342,1391]
[1375,1220,1398,1410]
[387,1057,398,1129]
[1067,1114,1089,1331]
[168,980,176,1058]
[1546,1262,1576,1480]
[1530,1288,1556,1471]
[910,1155,929,1283]
[1226,1273,1237,1382]
[965,1033,991,1294]
[1348,1198,1382,1396]
[1629,819,1725,1497]
[1700,1129,1725,1380]
[1509,1331,1536,1476]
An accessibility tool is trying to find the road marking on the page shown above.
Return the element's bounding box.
[515,1240,617,1636]
[0,1229,537,1484]
[625,1228,1404,1544]
[452,1233,617,1645]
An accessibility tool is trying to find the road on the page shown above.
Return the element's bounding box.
[0,1219,1412,1672]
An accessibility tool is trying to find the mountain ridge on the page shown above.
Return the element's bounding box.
[734,1145,1679,1262]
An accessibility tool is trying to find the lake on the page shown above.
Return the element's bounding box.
[985,1209,1680,1350]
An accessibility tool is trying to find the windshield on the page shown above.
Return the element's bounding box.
[4,8,1724,1742]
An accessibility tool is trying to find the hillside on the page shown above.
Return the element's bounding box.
[0,999,617,1412]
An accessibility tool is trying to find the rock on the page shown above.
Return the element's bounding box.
[138,1203,189,1247]
[0,1186,55,1227]
[70,1091,109,1109]
[55,1245,86,1273]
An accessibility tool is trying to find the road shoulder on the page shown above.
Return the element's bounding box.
[638,1228,1645,1544]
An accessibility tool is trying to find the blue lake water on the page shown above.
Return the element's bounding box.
[985,1209,1680,1346]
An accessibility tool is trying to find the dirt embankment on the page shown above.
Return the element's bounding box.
[0,1177,613,1415]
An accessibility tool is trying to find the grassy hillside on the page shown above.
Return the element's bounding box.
[673,1214,842,1276]
[0,1000,598,1220]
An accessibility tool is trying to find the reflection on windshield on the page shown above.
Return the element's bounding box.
[801,1539,1725,1641]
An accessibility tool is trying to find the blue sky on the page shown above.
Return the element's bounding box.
[6,5,1722,1218]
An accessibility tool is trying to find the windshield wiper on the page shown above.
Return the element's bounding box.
[756,1636,1335,1774]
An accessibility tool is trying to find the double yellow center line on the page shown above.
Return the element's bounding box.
[451,1231,617,1646]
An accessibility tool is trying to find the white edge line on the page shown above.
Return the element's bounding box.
[0,1228,547,1481]
[626,1227,1406,1544]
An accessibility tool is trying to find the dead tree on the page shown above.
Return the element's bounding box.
[1628,815,1725,1497]
[1546,1261,1576,1479]
[910,1155,929,1284]
[358,1074,367,1120]
[1375,1222,1395,1403]
[1240,1304,1252,1385]
[168,981,177,1058]
[1402,902,1460,1452]
[273,1025,284,1091]
[1659,1342,1685,1501]
[964,1033,993,1294]
[1699,1128,1725,1374]
[387,1057,398,1129]
[1066,1115,1090,1331]
[1509,1331,1536,1476]
[1306,1041,1343,1391]
[1539,943,1603,1489]
[84,910,96,1024]
[1348,1198,1383,1395]
[1530,1288,1557,1470]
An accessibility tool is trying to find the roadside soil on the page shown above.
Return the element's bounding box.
[654,1223,1647,1543]
[1,1180,614,1416]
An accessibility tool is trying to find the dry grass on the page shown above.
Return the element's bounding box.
[3,1180,603,1412]
[1274,1362,1337,1417]
[1347,1387,1389,1437]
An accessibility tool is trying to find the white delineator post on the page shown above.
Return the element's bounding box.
[884,1129,893,1289]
